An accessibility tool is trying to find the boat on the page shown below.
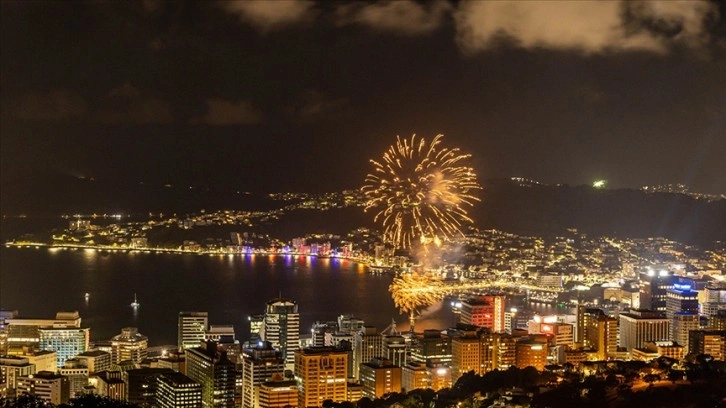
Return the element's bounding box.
[130,293,140,309]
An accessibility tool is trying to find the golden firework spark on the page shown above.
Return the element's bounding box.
[362,134,480,249]
[389,272,445,315]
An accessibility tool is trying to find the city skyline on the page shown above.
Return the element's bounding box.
[1,0,726,209]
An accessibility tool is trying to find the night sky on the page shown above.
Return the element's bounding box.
[2,0,725,200]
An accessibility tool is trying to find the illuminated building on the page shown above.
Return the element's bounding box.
[631,341,685,362]
[639,270,675,312]
[59,359,89,398]
[481,332,516,372]
[410,329,451,367]
[359,357,401,399]
[248,314,264,342]
[22,350,58,374]
[91,371,126,401]
[311,321,338,347]
[666,284,698,340]
[185,341,236,408]
[75,350,111,374]
[158,349,186,373]
[261,298,300,370]
[671,313,700,349]
[5,311,82,354]
[155,371,203,408]
[203,325,236,344]
[257,375,297,408]
[703,285,726,317]
[337,314,365,333]
[240,341,285,408]
[618,310,669,352]
[39,326,89,368]
[16,371,70,405]
[353,326,382,380]
[346,382,363,403]
[539,322,573,346]
[402,362,428,392]
[688,330,726,361]
[0,355,35,395]
[451,330,482,383]
[382,334,407,367]
[178,312,209,350]
[124,368,174,406]
[515,338,547,371]
[583,309,618,360]
[710,310,726,330]
[459,295,506,332]
[110,327,148,364]
[294,346,348,408]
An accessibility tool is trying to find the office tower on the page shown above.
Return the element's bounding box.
[5,311,82,354]
[353,326,383,380]
[16,371,70,405]
[459,295,506,332]
[639,270,675,312]
[514,338,548,371]
[710,310,726,330]
[410,329,451,367]
[240,341,285,408]
[0,355,35,395]
[110,327,148,364]
[248,314,264,342]
[538,322,573,346]
[92,371,126,401]
[156,371,203,408]
[22,350,58,374]
[402,362,429,392]
[481,332,516,372]
[618,309,670,352]
[260,298,299,370]
[39,326,89,368]
[257,373,297,408]
[672,313,700,349]
[204,325,236,343]
[583,309,618,360]
[311,321,338,347]
[186,341,236,408]
[382,334,408,367]
[703,285,726,317]
[688,330,726,361]
[295,346,348,408]
[59,359,89,398]
[666,284,699,339]
[179,312,209,350]
[338,314,365,333]
[451,330,481,383]
[124,367,174,406]
[359,358,402,399]
[75,350,112,374]
[158,349,186,373]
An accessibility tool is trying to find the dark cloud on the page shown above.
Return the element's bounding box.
[334,0,451,36]
[218,0,316,33]
[95,83,173,125]
[288,90,349,123]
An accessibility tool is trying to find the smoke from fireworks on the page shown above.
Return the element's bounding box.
[362,134,480,249]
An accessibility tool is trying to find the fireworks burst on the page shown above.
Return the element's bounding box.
[389,272,444,315]
[362,134,480,249]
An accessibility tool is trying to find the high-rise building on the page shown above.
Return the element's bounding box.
[583,309,618,360]
[619,310,670,352]
[338,315,365,333]
[311,321,338,347]
[0,355,35,394]
[185,341,236,408]
[59,359,90,398]
[22,350,58,374]
[703,285,726,317]
[75,350,112,374]
[382,334,408,367]
[639,270,675,312]
[688,330,726,361]
[459,295,506,333]
[124,368,174,406]
[353,326,382,380]
[257,374,297,408]
[17,371,71,405]
[39,326,90,368]
[481,332,516,372]
[451,330,482,383]
[359,358,402,399]
[248,314,264,342]
[672,313,700,349]
[295,346,348,408]
[402,362,429,392]
[110,327,148,364]
[5,311,82,354]
[240,341,285,408]
[91,370,126,401]
[178,312,209,350]
[410,329,451,367]
[156,371,203,408]
[260,298,299,370]
[515,338,548,371]
[666,284,699,339]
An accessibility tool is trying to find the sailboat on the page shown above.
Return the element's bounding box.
[130,293,140,309]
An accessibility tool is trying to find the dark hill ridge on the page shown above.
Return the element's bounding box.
[1,175,724,247]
